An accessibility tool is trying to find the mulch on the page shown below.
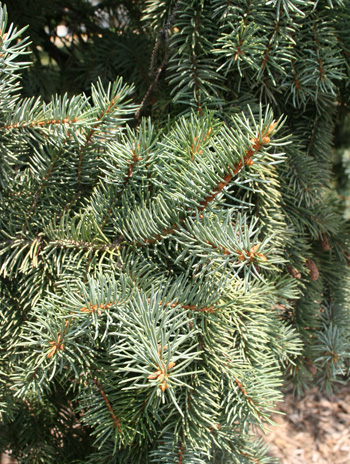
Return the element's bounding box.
[260,384,350,464]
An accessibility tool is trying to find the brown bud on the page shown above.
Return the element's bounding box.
[147,370,161,380]
[286,264,301,279]
[267,121,278,135]
[345,252,350,266]
[321,232,330,251]
[305,359,317,376]
[305,258,319,281]
[160,381,169,392]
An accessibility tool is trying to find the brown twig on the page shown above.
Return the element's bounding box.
[134,1,181,120]
[92,378,122,432]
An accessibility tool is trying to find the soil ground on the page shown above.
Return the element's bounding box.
[261,384,350,464]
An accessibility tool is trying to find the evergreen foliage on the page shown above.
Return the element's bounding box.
[1,1,350,463]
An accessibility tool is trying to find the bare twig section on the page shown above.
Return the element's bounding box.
[92,378,122,432]
[192,7,203,115]
[134,0,181,120]
[176,440,184,464]
[291,58,301,91]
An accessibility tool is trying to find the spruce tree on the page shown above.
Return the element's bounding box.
[1,1,350,463]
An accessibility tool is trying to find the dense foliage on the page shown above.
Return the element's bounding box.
[1,1,350,463]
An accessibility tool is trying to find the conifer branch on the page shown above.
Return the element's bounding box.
[92,378,122,433]
[0,237,121,254]
[47,329,66,358]
[134,0,181,120]
[27,160,57,217]
[52,239,122,254]
[136,122,276,245]
[336,33,350,67]
[291,57,301,91]
[176,439,184,464]
[260,18,280,70]
[313,23,325,83]
[78,95,120,188]
[189,231,267,264]
[197,124,276,210]
[307,115,320,156]
[56,191,83,222]
[2,2,349,461]
[78,298,215,315]
[238,450,260,464]
[2,117,79,130]
[80,300,118,315]
[192,7,203,115]
[99,148,144,231]
[234,378,260,412]
[234,0,253,64]
[24,399,41,459]
[163,301,216,313]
